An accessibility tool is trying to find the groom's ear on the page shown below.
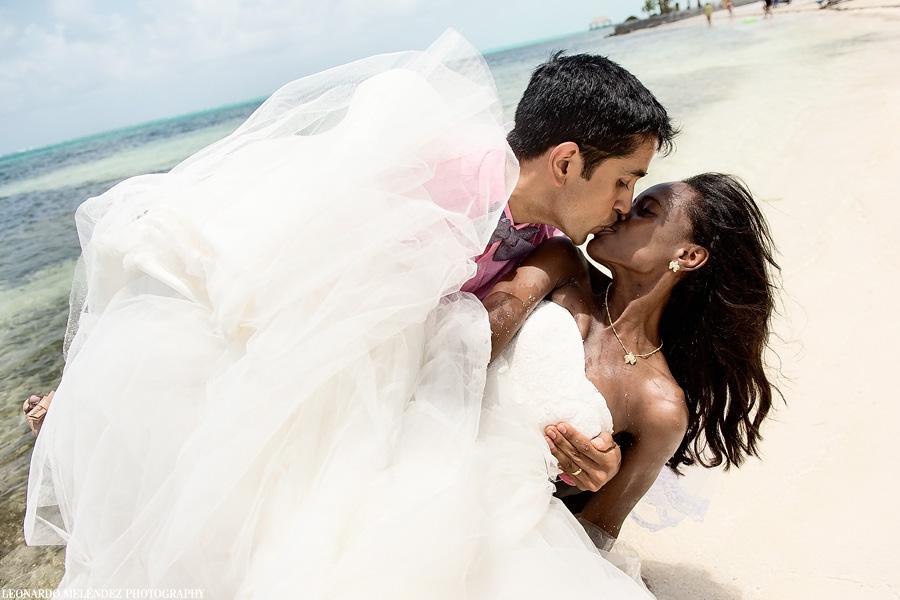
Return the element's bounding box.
[549,142,581,187]
[677,244,709,271]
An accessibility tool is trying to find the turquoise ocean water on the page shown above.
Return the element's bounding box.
[0,13,801,585]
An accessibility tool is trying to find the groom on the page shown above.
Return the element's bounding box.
[23,51,676,520]
[463,52,676,495]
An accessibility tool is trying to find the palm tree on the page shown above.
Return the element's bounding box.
[642,0,656,16]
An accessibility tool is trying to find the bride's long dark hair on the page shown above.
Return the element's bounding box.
[661,173,781,472]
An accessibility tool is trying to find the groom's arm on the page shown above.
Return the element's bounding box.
[483,237,586,362]
[484,239,621,496]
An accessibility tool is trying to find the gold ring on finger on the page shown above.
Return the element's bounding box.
[569,468,583,476]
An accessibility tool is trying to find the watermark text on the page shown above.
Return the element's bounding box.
[1,590,205,599]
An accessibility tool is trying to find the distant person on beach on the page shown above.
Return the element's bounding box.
[705,2,714,25]
[764,0,774,17]
[724,0,735,18]
[22,32,680,596]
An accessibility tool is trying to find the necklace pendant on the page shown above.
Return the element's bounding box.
[624,353,637,365]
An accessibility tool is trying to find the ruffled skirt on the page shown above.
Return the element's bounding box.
[25,30,651,599]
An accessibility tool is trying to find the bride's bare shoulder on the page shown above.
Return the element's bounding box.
[632,373,689,442]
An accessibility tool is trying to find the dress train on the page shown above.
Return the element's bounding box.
[25,30,652,598]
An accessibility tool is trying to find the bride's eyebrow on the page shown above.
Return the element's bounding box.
[625,168,647,177]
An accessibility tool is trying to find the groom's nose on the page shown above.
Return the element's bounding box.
[612,190,632,217]
[616,199,634,221]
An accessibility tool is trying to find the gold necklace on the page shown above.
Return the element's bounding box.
[604,284,663,365]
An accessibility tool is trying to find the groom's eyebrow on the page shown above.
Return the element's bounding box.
[627,168,647,177]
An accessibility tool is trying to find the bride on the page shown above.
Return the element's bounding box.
[485,174,781,548]
[23,30,661,597]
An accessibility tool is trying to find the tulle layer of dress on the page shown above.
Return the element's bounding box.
[25,30,652,598]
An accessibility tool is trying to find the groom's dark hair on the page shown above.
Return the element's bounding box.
[507,52,677,178]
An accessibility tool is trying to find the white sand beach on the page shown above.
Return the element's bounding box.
[617,1,900,597]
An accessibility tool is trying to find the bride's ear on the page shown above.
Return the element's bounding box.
[676,244,708,272]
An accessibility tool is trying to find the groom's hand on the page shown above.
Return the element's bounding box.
[545,423,621,492]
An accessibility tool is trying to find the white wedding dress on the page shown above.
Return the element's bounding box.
[24,30,652,598]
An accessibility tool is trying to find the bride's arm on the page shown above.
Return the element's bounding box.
[483,237,587,362]
[563,387,689,539]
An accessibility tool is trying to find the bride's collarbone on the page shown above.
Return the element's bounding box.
[583,331,673,427]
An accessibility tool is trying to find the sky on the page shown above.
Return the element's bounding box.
[0,0,646,157]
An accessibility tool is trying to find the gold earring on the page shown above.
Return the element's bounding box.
[668,261,680,273]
